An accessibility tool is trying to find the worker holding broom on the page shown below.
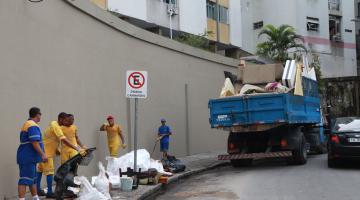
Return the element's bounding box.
[158,118,172,158]
[100,115,126,157]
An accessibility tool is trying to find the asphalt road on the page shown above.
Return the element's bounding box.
[156,155,360,200]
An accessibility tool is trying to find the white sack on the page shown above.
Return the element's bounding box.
[94,162,111,200]
[106,149,170,177]
[75,176,109,200]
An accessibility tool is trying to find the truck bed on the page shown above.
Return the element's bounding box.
[209,93,321,129]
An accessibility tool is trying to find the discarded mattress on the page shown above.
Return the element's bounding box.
[239,84,266,95]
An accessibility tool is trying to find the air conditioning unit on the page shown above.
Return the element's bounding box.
[167,4,179,15]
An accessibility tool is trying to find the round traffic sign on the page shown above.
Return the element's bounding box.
[128,72,145,89]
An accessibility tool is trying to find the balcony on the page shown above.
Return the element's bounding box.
[328,0,342,16]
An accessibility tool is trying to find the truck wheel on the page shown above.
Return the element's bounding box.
[288,135,307,165]
[327,153,338,168]
[327,158,337,168]
[231,159,253,167]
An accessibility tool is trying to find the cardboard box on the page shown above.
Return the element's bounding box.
[239,62,283,84]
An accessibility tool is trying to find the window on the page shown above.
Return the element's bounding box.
[306,17,319,32]
[163,0,176,5]
[206,1,217,20]
[253,21,264,30]
[219,6,229,24]
[329,15,342,41]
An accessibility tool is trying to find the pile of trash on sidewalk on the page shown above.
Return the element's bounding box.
[220,56,317,98]
[71,149,186,200]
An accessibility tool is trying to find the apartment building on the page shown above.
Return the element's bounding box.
[91,0,245,57]
[240,0,357,78]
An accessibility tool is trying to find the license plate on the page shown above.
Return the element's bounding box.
[348,138,360,143]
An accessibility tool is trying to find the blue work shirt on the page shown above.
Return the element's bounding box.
[158,125,171,143]
[16,120,44,164]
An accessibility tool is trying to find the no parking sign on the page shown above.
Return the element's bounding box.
[126,70,148,99]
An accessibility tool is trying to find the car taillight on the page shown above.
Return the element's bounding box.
[228,143,236,150]
[280,139,288,148]
[331,135,340,144]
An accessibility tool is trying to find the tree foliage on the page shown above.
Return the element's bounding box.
[256,24,307,63]
[174,31,213,52]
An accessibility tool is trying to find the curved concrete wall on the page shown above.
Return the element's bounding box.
[0,0,238,197]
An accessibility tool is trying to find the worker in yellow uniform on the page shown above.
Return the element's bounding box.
[37,112,85,198]
[100,115,126,157]
[61,114,87,164]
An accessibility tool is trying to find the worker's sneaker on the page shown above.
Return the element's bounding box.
[37,189,46,196]
[46,192,56,199]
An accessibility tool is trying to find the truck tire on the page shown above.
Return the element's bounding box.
[230,159,253,167]
[288,134,307,165]
[327,157,337,168]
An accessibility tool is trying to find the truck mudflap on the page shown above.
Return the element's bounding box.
[218,151,293,160]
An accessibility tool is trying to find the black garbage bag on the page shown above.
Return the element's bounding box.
[162,155,186,173]
[54,148,96,200]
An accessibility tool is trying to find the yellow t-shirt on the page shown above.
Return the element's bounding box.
[61,125,78,153]
[43,121,66,158]
[105,124,121,147]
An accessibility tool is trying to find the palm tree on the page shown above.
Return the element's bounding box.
[256,24,307,63]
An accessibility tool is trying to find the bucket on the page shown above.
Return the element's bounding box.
[120,177,133,192]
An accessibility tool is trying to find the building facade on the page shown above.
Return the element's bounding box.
[240,0,358,78]
[92,0,244,57]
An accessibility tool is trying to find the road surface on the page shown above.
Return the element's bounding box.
[156,155,360,200]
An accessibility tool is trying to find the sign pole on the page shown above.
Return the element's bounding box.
[134,97,138,172]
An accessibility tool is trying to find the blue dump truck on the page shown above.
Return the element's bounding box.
[209,78,326,166]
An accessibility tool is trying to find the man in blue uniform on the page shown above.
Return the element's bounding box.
[158,118,172,158]
[17,107,47,200]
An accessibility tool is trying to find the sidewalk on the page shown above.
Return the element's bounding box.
[111,151,228,200]
[14,151,226,200]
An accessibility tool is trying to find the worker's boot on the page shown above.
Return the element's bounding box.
[37,189,46,196]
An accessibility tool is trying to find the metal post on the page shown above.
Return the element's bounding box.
[134,98,138,172]
[126,98,132,152]
[169,11,173,39]
[185,84,190,156]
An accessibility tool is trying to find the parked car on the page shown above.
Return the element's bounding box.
[328,117,360,168]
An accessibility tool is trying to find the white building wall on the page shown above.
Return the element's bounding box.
[240,0,297,53]
[147,0,180,30]
[107,0,148,21]
[229,0,242,47]
[179,0,207,35]
[240,0,357,78]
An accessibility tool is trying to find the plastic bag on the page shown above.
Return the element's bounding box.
[94,162,111,200]
[75,176,109,200]
[106,149,151,176]
[220,78,235,97]
[109,175,121,189]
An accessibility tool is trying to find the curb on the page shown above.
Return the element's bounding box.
[138,161,230,200]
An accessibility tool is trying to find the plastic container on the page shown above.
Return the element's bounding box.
[120,177,133,192]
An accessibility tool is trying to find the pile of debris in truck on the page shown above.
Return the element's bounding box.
[220,56,317,98]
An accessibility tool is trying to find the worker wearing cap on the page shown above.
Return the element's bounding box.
[61,114,87,164]
[158,118,172,158]
[100,116,126,157]
[37,112,85,198]
[17,107,47,200]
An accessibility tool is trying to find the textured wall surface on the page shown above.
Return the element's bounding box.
[0,0,238,198]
